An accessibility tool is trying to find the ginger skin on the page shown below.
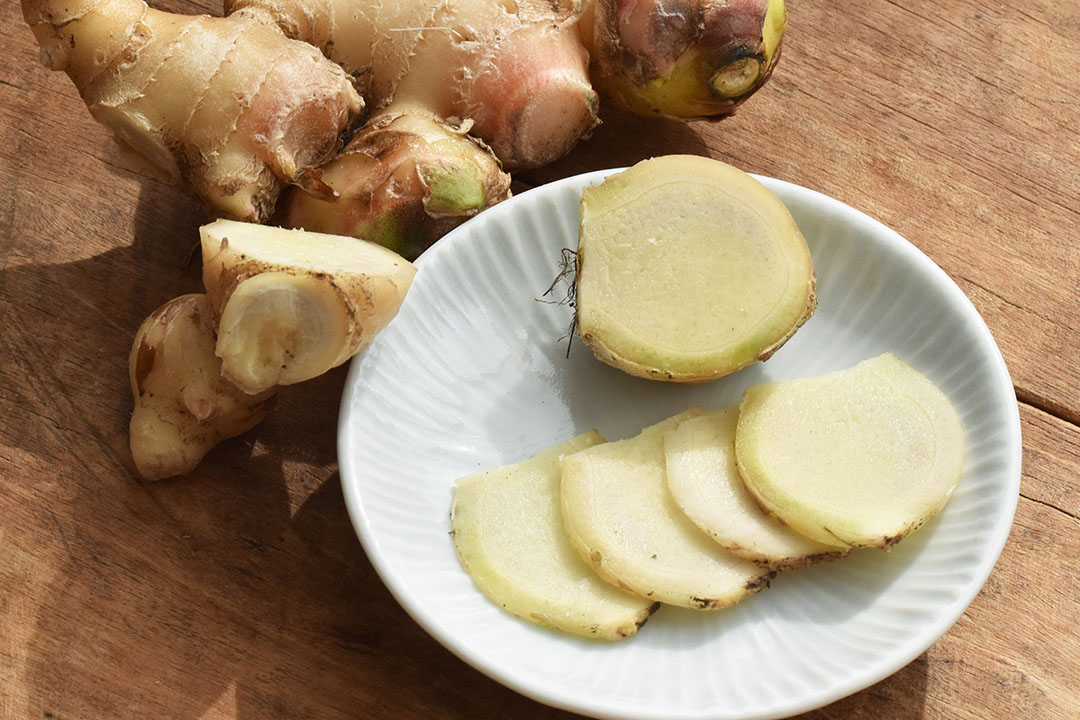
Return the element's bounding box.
[22,0,361,222]
[584,0,786,117]
[23,0,786,251]
[279,109,512,260]
[129,294,276,481]
[200,220,417,394]
[129,222,416,480]
[228,0,599,171]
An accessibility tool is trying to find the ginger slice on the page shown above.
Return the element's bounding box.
[735,353,966,549]
[575,155,816,383]
[560,409,773,610]
[452,431,658,640]
[665,408,846,570]
[200,219,416,394]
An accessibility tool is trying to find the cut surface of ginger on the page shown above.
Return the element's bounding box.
[735,353,965,549]
[665,407,846,569]
[451,431,657,640]
[200,219,416,393]
[575,155,816,383]
[560,409,773,610]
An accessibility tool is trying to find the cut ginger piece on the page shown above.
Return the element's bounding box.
[665,408,846,569]
[560,409,773,610]
[575,155,816,382]
[735,353,965,549]
[451,431,658,640]
[200,219,416,394]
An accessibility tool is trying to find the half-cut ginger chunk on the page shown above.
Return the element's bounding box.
[735,353,965,549]
[200,219,416,394]
[575,155,816,382]
[452,431,657,640]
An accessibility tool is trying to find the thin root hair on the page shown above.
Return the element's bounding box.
[537,248,578,357]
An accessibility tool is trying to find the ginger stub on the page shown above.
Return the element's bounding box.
[200,220,417,395]
[129,294,276,481]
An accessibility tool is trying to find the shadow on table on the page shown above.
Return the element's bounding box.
[800,657,930,719]
[21,443,580,718]
[516,106,716,187]
[6,174,577,719]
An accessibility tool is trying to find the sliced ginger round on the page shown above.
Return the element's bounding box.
[451,431,657,640]
[575,155,815,382]
[665,408,846,569]
[560,409,773,610]
[735,353,965,549]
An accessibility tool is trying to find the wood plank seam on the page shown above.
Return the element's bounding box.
[1018,492,1079,522]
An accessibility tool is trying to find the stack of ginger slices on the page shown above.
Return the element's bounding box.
[450,353,965,640]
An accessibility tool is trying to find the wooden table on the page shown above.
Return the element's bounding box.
[2,1,1077,717]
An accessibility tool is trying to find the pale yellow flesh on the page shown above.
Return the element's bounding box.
[735,353,966,548]
[665,408,845,569]
[560,409,772,609]
[576,155,815,382]
[214,272,349,393]
[200,219,416,393]
[451,431,657,640]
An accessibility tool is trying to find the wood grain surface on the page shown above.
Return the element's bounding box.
[2,1,1077,719]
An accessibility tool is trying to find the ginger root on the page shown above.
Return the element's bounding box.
[279,109,512,260]
[23,0,787,255]
[129,294,276,480]
[129,221,415,480]
[22,0,361,222]
[584,0,787,117]
[23,0,788,478]
[229,0,599,171]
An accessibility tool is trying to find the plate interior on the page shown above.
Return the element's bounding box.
[338,171,1020,720]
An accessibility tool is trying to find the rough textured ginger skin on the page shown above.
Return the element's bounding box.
[235,0,784,251]
[585,0,785,117]
[129,294,276,481]
[21,0,362,222]
[22,0,786,251]
[229,0,599,170]
[279,108,514,261]
[125,220,417,480]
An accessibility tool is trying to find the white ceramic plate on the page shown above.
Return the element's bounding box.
[338,170,1021,720]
